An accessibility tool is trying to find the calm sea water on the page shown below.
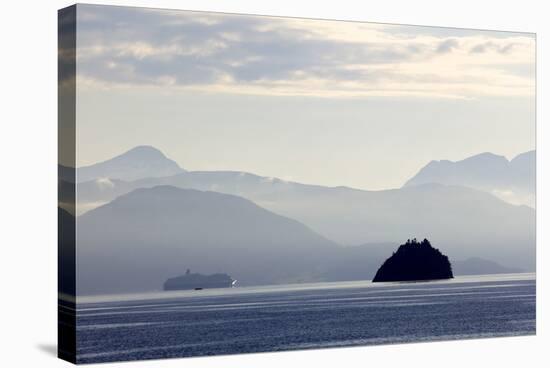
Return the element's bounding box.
[74,273,535,364]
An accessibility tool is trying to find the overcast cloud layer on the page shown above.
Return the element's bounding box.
[73,5,535,99]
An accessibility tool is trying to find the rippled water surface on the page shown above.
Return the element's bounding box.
[74,273,536,363]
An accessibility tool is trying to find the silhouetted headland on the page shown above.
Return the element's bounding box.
[163,269,237,290]
[372,238,453,282]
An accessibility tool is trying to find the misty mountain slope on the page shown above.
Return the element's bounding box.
[77,186,337,295]
[73,170,322,215]
[509,150,536,189]
[259,183,535,270]
[452,257,522,275]
[76,145,184,182]
[404,151,535,207]
[76,169,535,271]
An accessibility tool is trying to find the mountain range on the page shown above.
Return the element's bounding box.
[76,186,336,294]
[76,145,185,182]
[404,151,535,207]
[75,186,527,295]
[61,146,536,294]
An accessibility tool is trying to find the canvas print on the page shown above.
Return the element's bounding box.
[58,4,536,364]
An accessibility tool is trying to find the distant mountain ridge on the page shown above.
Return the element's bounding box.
[404,150,535,207]
[452,257,522,275]
[77,186,337,295]
[72,169,535,269]
[76,145,184,182]
[76,185,521,295]
[71,146,535,281]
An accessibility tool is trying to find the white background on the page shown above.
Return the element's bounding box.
[0,0,547,367]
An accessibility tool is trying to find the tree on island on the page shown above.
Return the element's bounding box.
[372,238,453,282]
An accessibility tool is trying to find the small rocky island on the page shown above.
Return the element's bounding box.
[372,238,453,282]
[164,269,237,291]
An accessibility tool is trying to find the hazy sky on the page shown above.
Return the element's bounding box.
[73,5,535,190]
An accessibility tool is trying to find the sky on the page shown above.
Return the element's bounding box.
[71,4,535,190]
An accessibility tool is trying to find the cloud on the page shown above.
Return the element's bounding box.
[436,38,459,53]
[95,177,115,189]
[73,4,535,99]
[469,41,518,54]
